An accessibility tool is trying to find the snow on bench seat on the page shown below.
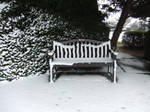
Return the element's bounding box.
[51,59,113,66]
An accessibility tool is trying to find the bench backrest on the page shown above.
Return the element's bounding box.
[52,39,111,60]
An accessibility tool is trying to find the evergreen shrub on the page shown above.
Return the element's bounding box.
[0,1,109,81]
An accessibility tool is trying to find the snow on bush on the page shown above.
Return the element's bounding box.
[0,1,108,81]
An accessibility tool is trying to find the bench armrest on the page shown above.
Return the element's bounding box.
[109,49,118,60]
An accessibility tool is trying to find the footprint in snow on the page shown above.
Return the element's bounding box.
[121,106,126,110]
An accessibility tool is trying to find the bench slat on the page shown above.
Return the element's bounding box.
[81,45,84,58]
[101,46,103,58]
[57,46,59,58]
[76,43,79,58]
[88,43,91,58]
[84,45,87,58]
[72,44,75,58]
[93,47,96,58]
[64,48,67,58]
[60,47,63,58]
[97,47,99,58]
[68,48,71,58]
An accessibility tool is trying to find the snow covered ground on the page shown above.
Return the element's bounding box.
[0,52,150,112]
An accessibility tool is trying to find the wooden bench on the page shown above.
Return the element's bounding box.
[48,39,118,83]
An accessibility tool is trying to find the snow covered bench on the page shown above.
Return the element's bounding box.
[48,39,118,83]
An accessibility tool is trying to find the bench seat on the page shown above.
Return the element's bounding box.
[51,58,113,66]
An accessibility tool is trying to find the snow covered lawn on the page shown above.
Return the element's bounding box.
[0,53,150,112]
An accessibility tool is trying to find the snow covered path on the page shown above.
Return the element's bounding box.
[0,53,150,112]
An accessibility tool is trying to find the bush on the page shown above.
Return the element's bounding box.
[0,1,109,81]
[122,30,147,48]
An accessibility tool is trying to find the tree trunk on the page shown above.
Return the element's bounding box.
[111,0,133,50]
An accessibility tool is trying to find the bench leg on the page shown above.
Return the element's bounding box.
[113,60,117,83]
[49,62,54,83]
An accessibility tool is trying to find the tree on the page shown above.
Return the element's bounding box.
[103,0,150,50]
[125,19,148,31]
[0,0,109,37]
[109,0,150,60]
[111,0,133,50]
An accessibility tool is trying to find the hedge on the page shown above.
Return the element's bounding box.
[122,30,147,48]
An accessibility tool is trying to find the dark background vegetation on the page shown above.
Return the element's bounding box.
[0,0,109,80]
[122,30,147,48]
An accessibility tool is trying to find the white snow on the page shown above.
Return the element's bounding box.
[0,52,150,112]
[0,3,7,11]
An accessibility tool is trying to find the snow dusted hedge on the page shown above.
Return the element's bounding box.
[0,1,109,81]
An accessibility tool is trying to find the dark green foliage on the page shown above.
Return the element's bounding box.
[125,30,147,34]
[130,0,150,18]
[15,0,99,16]
[0,0,11,3]
[15,0,106,34]
[122,30,147,48]
[0,1,109,80]
[144,31,150,60]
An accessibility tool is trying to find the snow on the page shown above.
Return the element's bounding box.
[0,3,7,11]
[0,52,150,112]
